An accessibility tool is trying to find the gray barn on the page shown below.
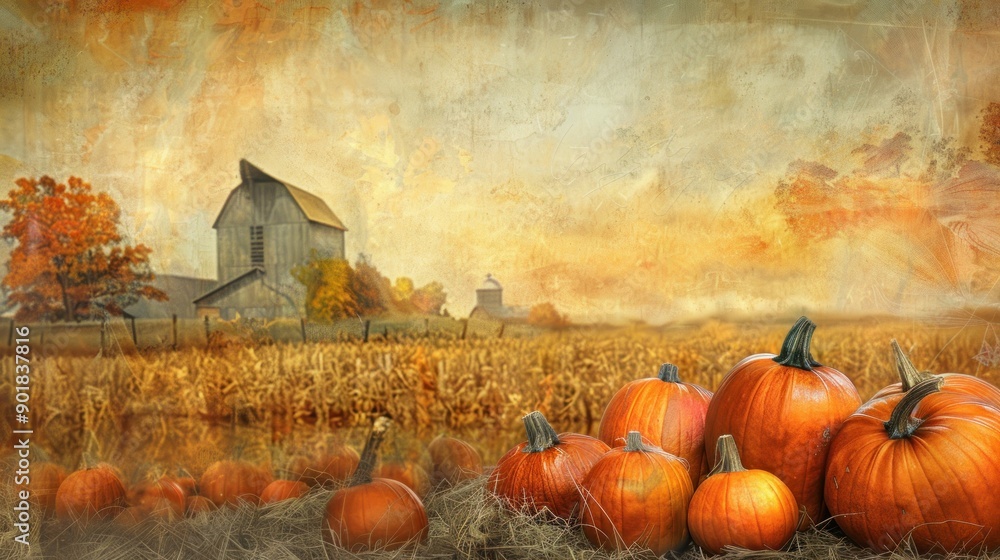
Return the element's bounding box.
[194,160,347,319]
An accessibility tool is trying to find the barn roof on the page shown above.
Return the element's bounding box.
[193,268,264,305]
[211,160,347,231]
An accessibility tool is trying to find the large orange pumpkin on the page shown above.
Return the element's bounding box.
[689,435,798,554]
[55,464,128,523]
[580,431,693,556]
[825,378,1000,553]
[199,460,273,508]
[598,363,712,486]
[324,417,429,552]
[289,442,360,487]
[703,316,861,529]
[427,435,483,488]
[489,410,609,520]
[869,340,1000,406]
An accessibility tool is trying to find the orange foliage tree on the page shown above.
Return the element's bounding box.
[0,176,166,322]
[527,302,570,328]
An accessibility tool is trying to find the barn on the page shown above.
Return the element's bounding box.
[193,159,347,320]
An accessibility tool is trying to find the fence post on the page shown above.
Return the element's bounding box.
[460,319,468,340]
[300,317,307,343]
[100,318,106,353]
[383,325,388,340]
[424,318,429,336]
[7,319,13,347]
[172,314,178,350]
[130,316,137,345]
[204,316,210,343]
[362,320,370,343]
[498,322,505,339]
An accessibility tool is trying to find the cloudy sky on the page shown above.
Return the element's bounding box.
[2,0,999,322]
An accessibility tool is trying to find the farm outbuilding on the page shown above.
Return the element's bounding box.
[468,274,529,322]
[193,160,348,320]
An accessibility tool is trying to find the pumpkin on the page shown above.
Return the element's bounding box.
[598,363,713,486]
[21,462,65,518]
[324,417,429,552]
[689,435,798,555]
[185,495,217,517]
[376,461,431,499]
[825,378,1000,553]
[580,431,693,555]
[116,506,146,528]
[427,435,483,488]
[260,480,309,504]
[55,463,128,523]
[869,339,1000,406]
[489,410,609,519]
[703,316,861,529]
[289,442,360,487]
[128,477,186,517]
[199,460,273,508]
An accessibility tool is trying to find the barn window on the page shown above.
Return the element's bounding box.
[250,225,264,268]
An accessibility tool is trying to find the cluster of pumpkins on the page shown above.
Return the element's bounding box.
[24,315,1000,555]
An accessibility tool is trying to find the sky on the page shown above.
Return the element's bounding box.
[1,0,1000,323]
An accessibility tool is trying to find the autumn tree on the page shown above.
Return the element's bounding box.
[351,255,390,316]
[0,176,166,322]
[410,281,447,315]
[527,302,569,328]
[981,102,1000,167]
[292,252,359,322]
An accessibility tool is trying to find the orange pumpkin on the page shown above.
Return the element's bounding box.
[825,378,1000,553]
[128,477,186,517]
[489,410,609,519]
[55,463,127,523]
[869,340,1000,406]
[199,460,273,508]
[260,480,309,504]
[20,462,65,518]
[376,461,431,499]
[703,316,861,529]
[689,435,798,554]
[427,435,483,488]
[324,417,428,552]
[185,495,217,517]
[580,431,693,555]
[598,363,713,486]
[289,442,360,487]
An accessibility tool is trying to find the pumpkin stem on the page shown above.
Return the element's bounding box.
[773,316,822,370]
[622,431,653,453]
[350,416,392,486]
[656,363,680,383]
[521,411,560,453]
[707,435,746,476]
[883,377,943,439]
[891,340,933,392]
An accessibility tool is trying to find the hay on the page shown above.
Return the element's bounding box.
[2,477,999,560]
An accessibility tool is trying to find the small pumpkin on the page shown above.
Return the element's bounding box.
[260,480,310,504]
[825,378,1000,553]
[869,340,1000,406]
[427,435,483,488]
[580,431,693,556]
[598,363,713,486]
[128,477,186,517]
[376,461,431,499]
[324,417,429,552]
[289,441,360,487]
[703,316,861,529]
[55,463,128,523]
[199,460,273,508]
[489,410,609,519]
[689,435,798,555]
[21,461,65,518]
[185,495,217,517]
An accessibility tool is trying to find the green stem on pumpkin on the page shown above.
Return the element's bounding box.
[890,340,934,392]
[623,431,653,453]
[707,435,747,476]
[521,411,560,453]
[656,363,680,383]
[773,316,822,370]
[884,378,942,439]
[350,416,392,486]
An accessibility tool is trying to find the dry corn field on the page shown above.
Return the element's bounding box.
[3,315,999,474]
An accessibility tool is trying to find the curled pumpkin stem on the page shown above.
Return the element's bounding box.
[708,434,746,476]
[350,416,392,486]
[884,378,943,439]
[773,316,822,370]
[521,411,561,453]
[890,340,933,392]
